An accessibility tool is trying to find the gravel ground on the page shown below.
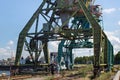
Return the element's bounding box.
[24,77,44,80]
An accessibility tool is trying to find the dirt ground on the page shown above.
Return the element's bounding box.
[24,65,94,80]
[1,64,117,80]
[24,64,117,80]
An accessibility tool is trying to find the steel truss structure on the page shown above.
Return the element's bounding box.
[15,0,114,76]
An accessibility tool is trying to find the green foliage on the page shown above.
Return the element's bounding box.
[96,72,114,80]
[76,65,93,78]
[74,56,93,64]
[44,76,54,80]
[114,51,120,64]
[74,50,120,65]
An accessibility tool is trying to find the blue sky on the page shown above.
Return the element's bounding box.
[0,0,120,59]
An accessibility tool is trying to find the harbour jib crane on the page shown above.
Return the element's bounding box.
[15,0,114,76]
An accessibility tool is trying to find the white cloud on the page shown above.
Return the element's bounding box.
[6,46,11,50]
[118,21,120,26]
[103,8,116,14]
[0,48,7,53]
[108,34,120,43]
[0,48,10,59]
[48,41,60,52]
[0,40,16,60]
[7,40,14,46]
[105,31,120,54]
[73,48,93,57]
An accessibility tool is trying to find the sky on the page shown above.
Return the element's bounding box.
[0,0,120,59]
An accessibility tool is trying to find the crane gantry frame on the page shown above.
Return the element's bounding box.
[15,0,114,76]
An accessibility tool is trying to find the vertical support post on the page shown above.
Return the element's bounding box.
[58,40,65,65]
[69,48,73,69]
[103,35,108,69]
[77,0,102,76]
[107,40,114,71]
[93,27,102,76]
[43,41,50,64]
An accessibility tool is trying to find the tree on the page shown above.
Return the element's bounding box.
[114,51,120,64]
[74,57,80,64]
[74,56,93,64]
